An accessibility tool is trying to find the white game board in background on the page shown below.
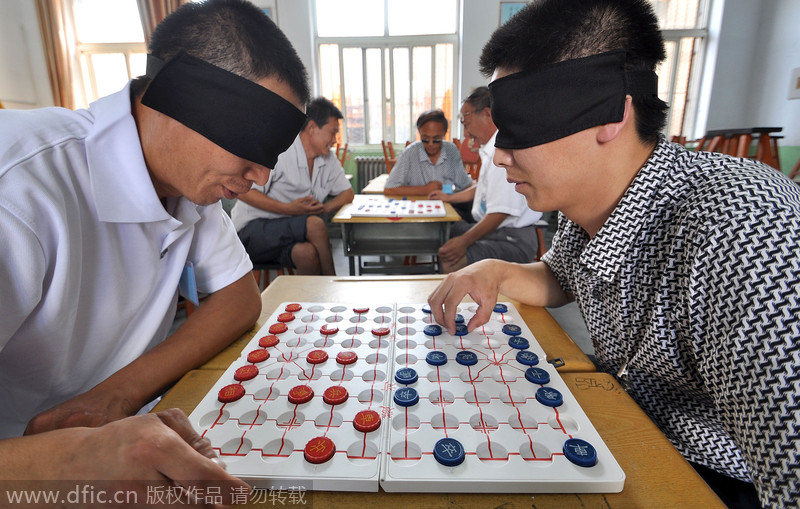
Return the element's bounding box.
[348,195,447,217]
[188,302,625,493]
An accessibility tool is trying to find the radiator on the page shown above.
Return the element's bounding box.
[355,156,387,191]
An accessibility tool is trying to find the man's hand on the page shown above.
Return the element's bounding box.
[423,181,443,195]
[286,195,324,215]
[428,259,505,334]
[437,236,469,265]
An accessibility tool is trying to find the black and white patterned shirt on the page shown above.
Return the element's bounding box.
[543,137,799,508]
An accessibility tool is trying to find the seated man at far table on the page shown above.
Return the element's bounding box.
[430,86,543,273]
[384,109,474,220]
[231,97,354,275]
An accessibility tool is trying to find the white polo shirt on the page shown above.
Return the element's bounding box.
[230,135,352,229]
[472,131,542,228]
[0,84,252,438]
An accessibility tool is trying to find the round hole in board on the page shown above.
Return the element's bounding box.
[314,411,344,429]
[330,369,355,382]
[265,367,292,380]
[376,306,393,314]
[349,315,367,323]
[397,306,416,314]
[389,440,422,465]
[469,413,499,433]
[261,438,294,463]
[313,337,335,348]
[329,305,348,313]
[499,390,528,406]
[428,389,455,405]
[391,412,421,432]
[346,440,380,465]
[341,337,362,347]
[357,388,384,404]
[476,441,509,465]
[396,339,417,349]
[548,414,580,434]
[361,369,386,382]
[199,409,229,428]
[253,386,281,401]
[459,371,484,383]
[464,389,491,405]
[519,441,555,467]
[301,314,320,323]
[397,316,416,324]
[326,315,344,323]
[276,410,305,428]
[307,305,325,313]
[395,352,418,365]
[429,412,460,432]
[238,409,267,427]
[219,436,252,457]
[396,326,417,336]
[368,338,390,350]
[366,353,387,364]
[508,413,539,432]
[426,370,452,383]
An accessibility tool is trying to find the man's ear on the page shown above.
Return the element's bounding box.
[597,95,633,143]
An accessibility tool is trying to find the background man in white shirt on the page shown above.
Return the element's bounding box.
[430,87,543,273]
[231,97,354,275]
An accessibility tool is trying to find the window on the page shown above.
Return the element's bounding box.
[650,0,711,139]
[70,0,146,108]
[315,0,458,146]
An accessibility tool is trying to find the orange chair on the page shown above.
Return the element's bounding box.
[458,137,482,180]
[789,156,800,181]
[335,143,348,167]
[381,140,397,173]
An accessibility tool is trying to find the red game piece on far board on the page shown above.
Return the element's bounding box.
[258,335,280,348]
[277,312,295,323]
[371,327,391,337]
[218,383,245,403]
[336,351,358,365]
[288,385,314,404]
[304,436,336,464]
[247,349,270,363]
[268,323,288,334]
[353,307,369,314]
[323,386,349,406]
[285,303,302,312]
[234,365,259,381]
[307,349,329,364]
[320,324,339,335]
[353,409,381,433]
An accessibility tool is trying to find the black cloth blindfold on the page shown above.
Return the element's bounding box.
[141,51,306,168]
[489,50,657,149]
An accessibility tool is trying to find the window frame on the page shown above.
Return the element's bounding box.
[313,1,460,147]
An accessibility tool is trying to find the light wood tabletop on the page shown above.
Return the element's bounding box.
[156,369,723,508]
[200,275,596,373]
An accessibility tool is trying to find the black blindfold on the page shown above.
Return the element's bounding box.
[489,50,658,149]
[141,51,306,168]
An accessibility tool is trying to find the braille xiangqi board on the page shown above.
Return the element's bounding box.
[187,302,625,493]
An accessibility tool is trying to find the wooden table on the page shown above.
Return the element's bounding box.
[362,173,389,194]
[156,368,723,508]
[332,195,461,275]
[201,275,596,373]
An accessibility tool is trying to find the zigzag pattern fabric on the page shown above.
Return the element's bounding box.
[542,137,799,508]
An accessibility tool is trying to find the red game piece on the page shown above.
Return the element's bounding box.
[336,351,358,365]
[307,349,329,364]
[258,335,280,348]
[234,365,259,381]
[353,410,381,433]
[353,307,369,314]
[218,383,245,403]
[371,327,391,337]
[304,436,336,464]
[320,324,339,335]
[268,323,288,334]
[247,349,270,363]
[288,385,314,404]
[285,303,302,312]
[277,312,295,323]
[322,386,349,406]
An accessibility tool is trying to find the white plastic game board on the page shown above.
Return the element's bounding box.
[188,302,625,493]
[348,196,447,218]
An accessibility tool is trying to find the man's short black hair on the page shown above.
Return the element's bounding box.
[417,109,448,133]
[480,0,667,143]
[304,97,343,130]
[144,0,309,104]
[464,86,491,112]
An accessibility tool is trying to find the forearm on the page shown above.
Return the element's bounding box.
[323,188,354,214]
[97,274,261,410]
[494,259,572,308]
[238,189,292,215]
[458,213,506,245]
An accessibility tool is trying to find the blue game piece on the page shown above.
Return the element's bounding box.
[455,351,478,366]
[421,304,432,314]
[454,313,465,324]
[516,350,539,366]
[426,351,448,366]
[508,336,530,350]
[563,438,598,467]
[525,367,550,385]
[493,303,508,313]
[454,324,469,336]
[502,324,522,336]
[535,386,563,407]
[393,387,419,407]
[395,367,418,385]
[424,324,443,336]
[433,438,465,467]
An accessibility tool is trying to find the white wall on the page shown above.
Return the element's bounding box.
[0,1,52,109]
